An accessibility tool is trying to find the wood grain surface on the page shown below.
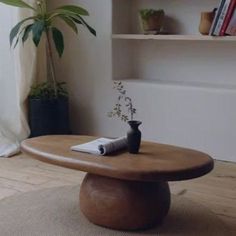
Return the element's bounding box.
[80,174,171,230]
[21,135,214,182]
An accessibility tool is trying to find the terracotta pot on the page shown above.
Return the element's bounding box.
[199,10,216,35]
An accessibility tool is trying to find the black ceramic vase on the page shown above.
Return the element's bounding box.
[127,120,142,154]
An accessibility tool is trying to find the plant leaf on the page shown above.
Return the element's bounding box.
[0,0,35,10]
[69,16,82,24]
[48,11,79,23]
[59,15,78,34]
[51,27,64,57]
[48,10,83,22]
[56,5,89,16]
[13,35,20,48]
[32,20,45,47]
[13,24,27,48]
[22,23,33,43]
[76,15,96,36]
[10,16,35,46]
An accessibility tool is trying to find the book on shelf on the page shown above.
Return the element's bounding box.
[226,3,236,34]
[71,137,127,156]
[213,0,232,35]
[209,0,236,36]
[209,0,226,35]
[220,0,236,35]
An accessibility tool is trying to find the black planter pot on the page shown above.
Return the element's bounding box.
[127,120,142,154]
[29,97,70,137]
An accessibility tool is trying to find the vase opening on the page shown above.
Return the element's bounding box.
[128,120,142,126]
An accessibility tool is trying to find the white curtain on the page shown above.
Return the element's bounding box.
[0,0,38,157]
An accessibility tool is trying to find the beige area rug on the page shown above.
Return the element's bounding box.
[0,185,230,236]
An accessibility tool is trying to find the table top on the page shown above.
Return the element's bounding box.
[21,135,214,182]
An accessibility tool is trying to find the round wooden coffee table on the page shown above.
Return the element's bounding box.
[21,135,214,231]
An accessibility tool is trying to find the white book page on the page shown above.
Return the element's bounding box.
[71,138,114,155]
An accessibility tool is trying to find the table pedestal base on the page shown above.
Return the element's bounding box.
[80,174,171,231]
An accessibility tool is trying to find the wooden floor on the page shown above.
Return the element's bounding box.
[0,155,235,235]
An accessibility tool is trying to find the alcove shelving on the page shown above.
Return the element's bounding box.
[112,0,236,86]
[112,0,234,38]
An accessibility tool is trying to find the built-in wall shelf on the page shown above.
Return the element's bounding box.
[112,0,236,87]
[113,78,236,91]
[112,34,236,42]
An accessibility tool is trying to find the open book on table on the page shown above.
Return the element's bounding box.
[71,137,127,156]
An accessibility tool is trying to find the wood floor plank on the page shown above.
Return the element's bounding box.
[170,160,236,235]
[0,187,19,201]
[0,177,37,192]
[19,166,85,183]
[0,169,53,185]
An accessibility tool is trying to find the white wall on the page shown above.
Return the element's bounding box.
[49,0,236,162]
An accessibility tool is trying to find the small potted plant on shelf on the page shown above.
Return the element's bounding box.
[0,0,96,137]
[108,81,142,154]
[139,9,165,34]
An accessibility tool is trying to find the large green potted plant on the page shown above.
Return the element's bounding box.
[0,0,96,137]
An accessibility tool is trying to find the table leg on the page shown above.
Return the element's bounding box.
[80,173,170,231]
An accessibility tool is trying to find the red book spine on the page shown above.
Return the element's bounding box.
[220,0,236,35]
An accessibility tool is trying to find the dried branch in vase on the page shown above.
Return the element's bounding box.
[108,81,137,122]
